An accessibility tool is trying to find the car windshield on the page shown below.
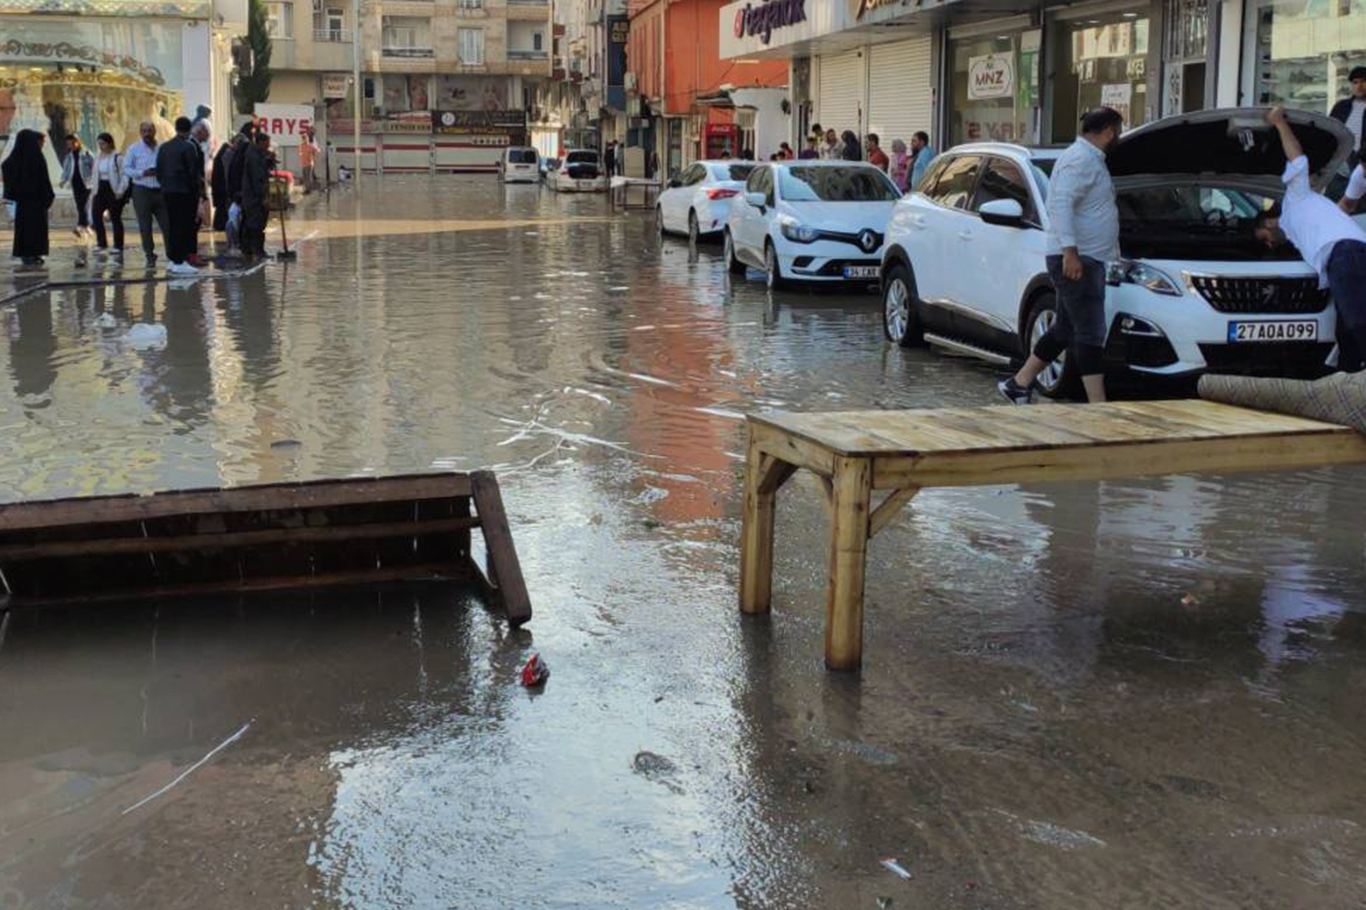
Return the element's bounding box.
[712,164,754,182]
[567,152,599,164]
[1117,183,1299,261]
[508,149,537,164]
[778,167,901,202]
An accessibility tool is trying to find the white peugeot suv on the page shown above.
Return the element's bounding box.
[724,160,902,290]
[879,108,1358,397]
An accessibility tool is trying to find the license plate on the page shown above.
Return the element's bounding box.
[843,266,879,279]
[1227,320,1318,343]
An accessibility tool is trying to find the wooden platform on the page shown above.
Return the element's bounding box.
[0,471,531,625]
[739,400,1366,671]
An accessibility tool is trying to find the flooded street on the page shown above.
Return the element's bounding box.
[2,178,1366,909]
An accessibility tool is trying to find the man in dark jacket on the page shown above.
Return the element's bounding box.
[156,116,205,274]
[1330,66,1366,167]
[239,132,274,261]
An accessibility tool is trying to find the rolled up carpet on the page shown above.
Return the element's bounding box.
[1197,370,1366,435]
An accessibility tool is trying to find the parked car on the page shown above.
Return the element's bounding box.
[549,150,608,192]
[540,156,561,181]
[879,108,1357,397]
[723,161,902,290]
[656,160,755,243]
[499,146,540,184]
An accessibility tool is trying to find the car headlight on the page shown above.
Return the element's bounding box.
[1105,259,1183,296]
[779,218,819,244]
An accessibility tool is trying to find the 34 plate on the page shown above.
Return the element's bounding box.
[1227,320,1318,343]
[843,266,879,279]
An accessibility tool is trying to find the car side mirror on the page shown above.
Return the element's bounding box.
[744,191,766,210]
[979,198,1025,227]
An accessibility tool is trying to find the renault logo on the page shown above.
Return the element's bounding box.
[858,229,878,252]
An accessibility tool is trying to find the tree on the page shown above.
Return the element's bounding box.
[234,0,274,112]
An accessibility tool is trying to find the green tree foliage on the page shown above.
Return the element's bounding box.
[234,0,274,112]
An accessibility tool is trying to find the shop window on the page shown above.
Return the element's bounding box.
[1244,0,1366,116]
[946,30,1041,148]
[1050,11,1151,143]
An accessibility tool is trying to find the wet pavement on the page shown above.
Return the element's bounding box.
[2,178,1366,909]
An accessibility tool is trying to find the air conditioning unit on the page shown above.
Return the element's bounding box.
[623,71,636,91]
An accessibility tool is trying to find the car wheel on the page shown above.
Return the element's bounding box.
[688,210,699,245]
[765,242,788,291]
[724,231,746,275]
[882,263,924,347]
[1024,292,1081,400]
[656,205,666,236]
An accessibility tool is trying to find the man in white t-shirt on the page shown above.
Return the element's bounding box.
[1255,107,1366,371]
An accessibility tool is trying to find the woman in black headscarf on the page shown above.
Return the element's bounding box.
[840,130,862,162]
[2,130,55,266]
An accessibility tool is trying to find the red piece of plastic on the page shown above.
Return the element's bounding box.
[520,652,549,687]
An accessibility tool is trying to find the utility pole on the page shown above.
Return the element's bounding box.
[353,0,362,187]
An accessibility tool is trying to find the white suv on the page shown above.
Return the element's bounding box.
[724,161,902,290]
[880,108,1357,396]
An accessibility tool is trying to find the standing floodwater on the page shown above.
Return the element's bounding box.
[2,179,1366,909]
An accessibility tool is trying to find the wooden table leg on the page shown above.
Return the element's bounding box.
[825,456,872,671]
[739,432,795,615]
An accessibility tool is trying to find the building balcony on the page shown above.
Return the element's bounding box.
[309,39,356,69]
[505,0,548,18]
[313,27,350,41]
[507,48,548,60]
[382,45,435,57]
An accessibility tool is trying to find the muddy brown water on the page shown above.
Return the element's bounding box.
[2,179,1365,909]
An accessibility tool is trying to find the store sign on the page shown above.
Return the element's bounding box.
[610,18,629,43]
[322,74,349,100]
[433,110,526,134]
[967,54,1014,100]
[732,0,806,45]
[850,0,897,20]
[254,104,314,146]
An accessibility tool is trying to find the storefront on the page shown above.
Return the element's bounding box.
[1239,0,1366,117]
[944,18,1042,146]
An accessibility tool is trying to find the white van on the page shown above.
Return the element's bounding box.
[499,147,540,184]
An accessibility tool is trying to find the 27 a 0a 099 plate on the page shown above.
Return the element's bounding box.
[1227,320,1319,343]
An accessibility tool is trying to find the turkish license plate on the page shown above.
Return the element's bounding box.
[843,266,879,279]
[1227,320,1318,343]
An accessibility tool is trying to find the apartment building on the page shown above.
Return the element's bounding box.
[265,0,554,171]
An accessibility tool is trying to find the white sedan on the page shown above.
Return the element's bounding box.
[723,161,902,290]
[549,150,608,192]
[656,160,755,243]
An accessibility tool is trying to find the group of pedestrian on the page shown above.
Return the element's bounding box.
[3,116,281,270]
[800,123,936,191]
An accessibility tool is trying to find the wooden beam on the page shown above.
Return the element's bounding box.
[740,435,786,614]
[470,471,533,627]
[825,456,872,672]
[0,473,474,532]
[756,454,798,495]
[868,486,918,538]
[0,516,481,562]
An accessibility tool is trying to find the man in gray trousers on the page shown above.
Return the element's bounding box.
[122,121,170,267]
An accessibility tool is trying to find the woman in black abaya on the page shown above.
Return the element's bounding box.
[2,130,55,266]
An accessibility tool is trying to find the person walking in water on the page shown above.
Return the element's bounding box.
[90,132,129,260]
[999,107,1124,405]
[156,116,205,275]
[239,131,274,261]
[1256,106,1366,371]
[124,121,169,267]
[2,129,55,268]
[58,134,94,238]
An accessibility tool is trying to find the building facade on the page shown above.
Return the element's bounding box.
[263,0,553,172]
[719,0,1364,164]
[0,0,245,188]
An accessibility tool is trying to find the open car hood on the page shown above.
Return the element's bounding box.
[1108,108,1353,192]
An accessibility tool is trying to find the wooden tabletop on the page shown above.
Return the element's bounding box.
[749,400,1357,458]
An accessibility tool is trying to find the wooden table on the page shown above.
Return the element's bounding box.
[739,400,1366,671]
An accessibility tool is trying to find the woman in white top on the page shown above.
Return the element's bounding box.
[90,132,130,257]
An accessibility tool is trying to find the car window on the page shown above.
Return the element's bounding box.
[971,157,1036,222]
[712,163,753,182]
[776,166,901,202]
[682,164,706,186]
[913,156,951,195]
[925,155,980,210]
[745,167,765,194]
[566,151,599,164]
[507,149,537,164]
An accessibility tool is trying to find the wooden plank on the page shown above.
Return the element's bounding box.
[750,420,837,476]
[868,486,918,538]
[0,516,481,562]
[825,456,872,671]
[756,454,798,495]
[740,435,784,615]
[871,430,1366,490]
[470,471,532,627]
[0,473,473,532]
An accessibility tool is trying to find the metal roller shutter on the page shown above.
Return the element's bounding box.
[866,36,934,146]
[817,49,865,136]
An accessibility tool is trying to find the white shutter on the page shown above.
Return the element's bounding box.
[817,49,865,136]
[866,36,934,145]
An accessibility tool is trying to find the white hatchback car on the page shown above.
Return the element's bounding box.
[724,161,902,290]
[656,160,756,243]
[499,146,540,184]
[549,150,608,192]
[880,108,1357,397]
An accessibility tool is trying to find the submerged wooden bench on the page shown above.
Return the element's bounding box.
[739,400,1366,671]
[0,471,531,625]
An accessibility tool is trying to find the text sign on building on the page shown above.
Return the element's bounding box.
[433,110,527,135]
[967,54,1014,100]
[322,74,349,100]
[732,0,806,45]
[254,103,314,145]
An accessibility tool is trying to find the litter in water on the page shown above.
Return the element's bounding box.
[520,652,549,687]
[880,857,913,880]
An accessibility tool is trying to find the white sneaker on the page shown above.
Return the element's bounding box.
[168,261,200,275]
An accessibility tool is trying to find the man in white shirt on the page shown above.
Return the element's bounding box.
[123,121,169,267]
[1341,162,1365,215]
[1256,106,1366,371]
[999,107,1123,405]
